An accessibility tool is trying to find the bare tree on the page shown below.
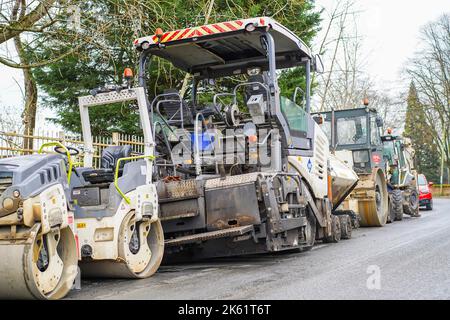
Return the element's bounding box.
[1,0,141,146]
[0,0,57,45]
[366,89,404,132]
[0,0,83,68]
[406,14,450,168]
[0,105,22,132]
[0,104,24,155]
[313,1,404,133]
[9,0,37,149]
[315,0,372,112]
[1,0,83,148]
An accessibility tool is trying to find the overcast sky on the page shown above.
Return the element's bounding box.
[0,0,448,131]
[315,0,448,92]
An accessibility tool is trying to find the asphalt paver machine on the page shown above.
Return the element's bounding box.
[133,17,359,261]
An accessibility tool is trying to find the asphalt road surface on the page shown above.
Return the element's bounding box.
[68,198,450,300]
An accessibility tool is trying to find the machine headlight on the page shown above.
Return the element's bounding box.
[247,67,262,76]
[245,22,258,32]
[2,197,14,210]
[353,150,369,163]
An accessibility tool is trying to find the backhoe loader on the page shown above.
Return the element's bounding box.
[312,105,420,226]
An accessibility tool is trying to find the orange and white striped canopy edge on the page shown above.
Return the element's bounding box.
[134,17,269,47]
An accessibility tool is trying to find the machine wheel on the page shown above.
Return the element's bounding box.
[0,224,78,300]
[80,211,164,278]
[404,189,420,217]
[339,215,352,239]
[299,210,316,252]
[387,195,395,224]
[324,215,341,243]
[426,199,433,211]
[391,189,403,221]
[351,214,360,229]
[374,179,387,225]
[358,169,389,227]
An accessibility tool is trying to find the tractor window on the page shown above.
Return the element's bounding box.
[336,116,367,145]
[383,140,395,162]
[280,96,307,135]
[321,119,332,145]
[370,116,381,145]
[395,141,406,167]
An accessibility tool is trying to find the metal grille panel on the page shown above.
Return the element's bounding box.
[78,88,142,107]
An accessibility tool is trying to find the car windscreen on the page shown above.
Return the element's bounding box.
[418,174,427,185]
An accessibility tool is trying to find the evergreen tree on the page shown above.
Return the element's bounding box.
[30,0,321,135]
[404,81,440,182]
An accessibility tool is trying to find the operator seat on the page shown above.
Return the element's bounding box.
[158,89,193,127]
[101,145,132,170]
[81,145,132,184]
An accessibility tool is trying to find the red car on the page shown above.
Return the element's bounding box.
[418,174,433,210]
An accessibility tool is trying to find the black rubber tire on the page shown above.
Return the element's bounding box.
[324,215,341,243]
[426,199,433,211]
[391,189,403,221]
[352,214,360,229]
[339,215,352,239]
[375,171,389,226]
[387,195,395,223]
[299,211,316,252]
[404,188,420,217]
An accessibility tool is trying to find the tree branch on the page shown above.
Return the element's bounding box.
[0,0,57,44]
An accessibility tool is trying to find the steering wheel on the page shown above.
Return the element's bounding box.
[54,145,80,156]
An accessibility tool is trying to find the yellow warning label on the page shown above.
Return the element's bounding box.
[77,222,86,229]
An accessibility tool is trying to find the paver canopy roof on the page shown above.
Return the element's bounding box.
[134,17,312,78]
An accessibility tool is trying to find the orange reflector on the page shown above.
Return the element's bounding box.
[123,68,133,79]
[327,174,333,203]
[250,152,258,159]
[249,135,258,143]
[155,28,164,38]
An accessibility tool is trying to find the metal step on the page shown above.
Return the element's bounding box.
[165,225,254,247]
[160,211,198,221]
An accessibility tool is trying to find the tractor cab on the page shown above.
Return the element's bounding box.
[313,107,385,174]
[381,133,417,188]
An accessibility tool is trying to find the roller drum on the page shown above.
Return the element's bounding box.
[0,224,78,300]
[80,214,164,279]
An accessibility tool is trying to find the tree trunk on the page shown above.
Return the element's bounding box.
[10,0,38,152]
[14,37,38,152]
[21,66,38,152]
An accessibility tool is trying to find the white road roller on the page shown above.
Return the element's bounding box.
[0,81,163,299]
